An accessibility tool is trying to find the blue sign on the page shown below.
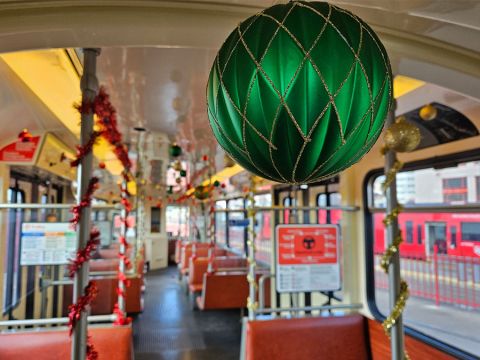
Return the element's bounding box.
[228,219,250,227]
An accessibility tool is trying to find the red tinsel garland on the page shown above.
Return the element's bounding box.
[68,281,98,336]
[68,228,101,278]
[74,87,133,329]
[70,131,102,168]
[70,177,99,228]
[113,304,131,326]
[86,336,99,360]
[113,173,133,326]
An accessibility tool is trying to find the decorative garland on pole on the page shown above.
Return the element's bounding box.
[379,109,421,360]
[380,160,410,342]
[114,171,133,325]
[68,86,133,359]
[246,176,258,320]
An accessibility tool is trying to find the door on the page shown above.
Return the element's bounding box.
[426,222,447,255]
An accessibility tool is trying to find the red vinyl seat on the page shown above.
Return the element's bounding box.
[188,256,249,293]
[62,276,143,315]
[0,325,133,360]
[195,271,270,310]
[246,315,369,360]
[90,259,119,272]
[179,246,226,276]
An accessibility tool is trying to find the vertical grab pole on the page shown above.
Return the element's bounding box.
[247,176,257,321]
[134,128,146,274]
[72,48,99,360]
[118,176,128,313]
[384,102,406,360]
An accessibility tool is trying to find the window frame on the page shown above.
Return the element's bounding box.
[363,149,480,360]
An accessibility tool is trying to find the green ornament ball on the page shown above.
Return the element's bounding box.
[169,143,182,158]
[213,180,221,187]
[180,169,187,177]
[194,185,210,200]
[207,1,392,184]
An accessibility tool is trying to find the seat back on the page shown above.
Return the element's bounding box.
[98,248,132,260]
[63,277,143,315]
[188,257,210,288]
[246,315,370,360]
[198,271,249,309]
[214,256,247,270]
[90,259,119,272]
[0,325,133,360]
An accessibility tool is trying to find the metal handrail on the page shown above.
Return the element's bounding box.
[369,204,480,213]
[0,203,120,210]
[215,205,359,213]
[254,303,362,314]
[0,314,116,328]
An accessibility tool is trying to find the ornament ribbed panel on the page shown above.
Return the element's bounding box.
[207,1,392,184]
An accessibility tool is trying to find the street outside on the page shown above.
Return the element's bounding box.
[376,287,480,357]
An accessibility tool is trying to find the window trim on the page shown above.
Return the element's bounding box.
[363,148,480,360]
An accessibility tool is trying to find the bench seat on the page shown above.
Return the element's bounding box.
[0,325,133,360]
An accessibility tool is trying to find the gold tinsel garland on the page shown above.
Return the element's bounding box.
[381,154,410,360]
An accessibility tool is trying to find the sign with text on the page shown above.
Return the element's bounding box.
[0,136,41,164]
[276,224,340,292]
[20,223,76,265]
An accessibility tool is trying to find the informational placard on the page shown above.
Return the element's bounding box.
[20,223,76,265]
[0,136,42,164]
[276,224,340,293]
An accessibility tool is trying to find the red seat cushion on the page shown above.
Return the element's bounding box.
[246,315,369,360]
[0,325,133,360]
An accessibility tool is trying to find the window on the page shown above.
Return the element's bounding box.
[317,194,327,224]
[450,226,457,248]
[417,224,422,244]
[228,198,246,254]
[215,201,227,245]
[443,177,467,204]
[283,196,293,224]
[366,156,480,358]
[254,194,272,265]
[317,192,342,225]
[461,222,480,242]
[405,221,413,244]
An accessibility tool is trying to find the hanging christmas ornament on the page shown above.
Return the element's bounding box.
[180,169,187,177]
[419,104,437,121]
[173,160,182,172]
[175,177,182,184]
[194,185,210,200]
[18,128,33,143]
[384,116,421,153]
[207,1,392,184]
[213,180,221,187]
[224,154,235,168]
[98,162,106,169]
[169,143,182,157]
[202,155,208,162]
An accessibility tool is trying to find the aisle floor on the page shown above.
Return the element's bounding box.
[133,267,243,360]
